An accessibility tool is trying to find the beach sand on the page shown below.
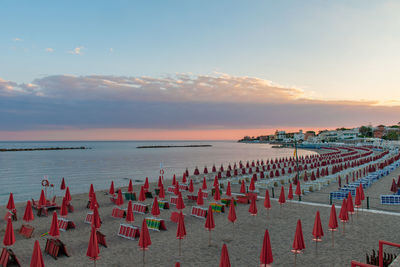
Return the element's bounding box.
[2,169,400,267]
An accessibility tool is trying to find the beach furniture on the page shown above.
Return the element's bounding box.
[132,202,149,214]
[18,224,34,238]
[3,210,17,222]
[124,192,137,201]
[221,198,236,207]
[170,211,185,223]
[84,212,93,224]
[235,194,249,204]
[187,194,197,201]
[57,217,76,231]
[118,224,140,240]
[190,206,208,219]
[380,195,400,205]
[167,186,175,194]
[96,231,107,247]
[145,191,153,198]
[45,239,70,259]
[112,207,126,218]
[210,202,225,213]
[0,248,21,267]
[145,217,167,231]
[170,196,178,206]
[158,200,170,209]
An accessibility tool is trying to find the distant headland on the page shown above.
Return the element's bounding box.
[0,147,89,152]
[137,145,212,149]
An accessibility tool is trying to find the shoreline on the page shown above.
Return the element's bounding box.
[0,147,89,152]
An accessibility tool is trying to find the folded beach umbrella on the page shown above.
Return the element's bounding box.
[240,180,246,194]
[65,187,72,203]
[202,177,207,190]
[288,183,294,200]
[90,192,98,210]
[303,172,308,182]
[116,189,124,206]
[182,173,187,184]
[23,200,34,223]
[158,176,163,188]
[30,240,45,267]
[39,189,46,207]
[397,176,400,187]
[295,181,301,199]
[260,229,273,266]
[354,188,361,208]
[159,183,166,199]
[312,211,324,243]
[86,226,100,263]
[347,192,355,215]
[175,262,181,267]
[197,188,204,206]
[176,211,186,256]
[188,179,194,193]
[226,181,232,197]
[339,199,348,233]
[128,179,133,193]
[60,197,68,217]
[228,198,237,224]
[89,184,95,200]
[248,195,257,216]
[249,177,255,191]
[205,205,215,246]
[92,206,101,229]
[60,177,66,190]
[219,244,231,267]
[328,204,338,247]
[292,219,305,265]
[151,197,160,217]
[176,193,185,210]
[279,186,286,205]
[359,184,365,201]
[391,179,398,193]
[3,217,15,247]
[139,219,151,265]
[172,175,177,186]
[139,186,146,202]
[213,175,219,187]
[214,185,221,201]
[174,182,180,196]
[125,201,134,224]
[264,189,271,210]
[144,177,149,191]
[204,166,208,174]
[49,211,60,238]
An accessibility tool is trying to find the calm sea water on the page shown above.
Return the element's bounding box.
[0,141,316,203]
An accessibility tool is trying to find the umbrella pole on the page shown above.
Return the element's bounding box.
[315,241,318,256]
[232,222,235,240]
[294,253,297,267]
[208,230,211,246]
[179,239,181,256]
[342,222,345,235]
[143,250,145,267]
[332,231,334,248]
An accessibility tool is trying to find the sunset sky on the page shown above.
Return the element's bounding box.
[1,1,400,140]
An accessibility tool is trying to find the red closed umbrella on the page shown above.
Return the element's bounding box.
[125,201,134,224]
[188,179,194,193]
[30,240,45,267]
[240,180,246,194]
[292,219,305,265]
[39,190,46,207]
[86,226,100,264]
[23,200,34,223]
[172,175,176,186]
[219,244,231,267]
[214,185,221,201]
[264,189,271,210]
[278,186,286,205]
[49,211,60,238]
[89,184,95,200]
[182,173,187,184]
[205,205,215,246]
[359,184,365,201]
[176,211,186,256]
[202,177,207,190]
[174,182,180,196]
[144,177,149,191]
[176,193,185,210]
[213,175,219,187]
[158,176,163,188]
[158,183,166,199]
[248,195,257,216]
[249,178,255,191]
[339,198,348,234]
[175,262,181,267]
[128,179,133,193]
[151,197,160,217]
[288,183,294,200]
[65,187,72,203]
[116,189,124,206]
[312,211,324,254]
[226,181,232,197]
[3,217,15,247]
[92,206,101,229]
[347,192,355,215]
[138,186,146,202]
[295,181,301,199]
[60,197,68,217]
[197,188,204,206]
[354,187,361,208]
[391,179,398,193]
[60,177,66,190]
[109,181,115,195]
[328,204,338,247]
[260,229,273,266]
[90,192,98,210]
[228,198,237,223]
[139,219,151,265]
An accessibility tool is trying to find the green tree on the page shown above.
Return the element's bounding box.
[359,126,373,137]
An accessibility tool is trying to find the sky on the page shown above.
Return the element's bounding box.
[1,0,400,140]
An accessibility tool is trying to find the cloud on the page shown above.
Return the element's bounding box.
[68,46,84,55]
[110,48,113,53]
[0,73,399,132]
[45,48,55,53]
[12,38,22,42]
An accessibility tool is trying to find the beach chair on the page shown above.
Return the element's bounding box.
[170,211,180,223]
[167,186,175,194]
[187,194,197,201]
[57,218,76,231]
[112,207,126,218]
[0,248,21,267]
[170,196,178,206]
[145,217,167,231]
[145,191,153,198]
[124,192,136,201]
[3,210,17,222]
[132,203,148,214]
[96,231,107,247]
[84,212,93,224]
[19,224,34,238]
[158,200,170,209]
[236,195,250,204]
[45,239,70,259]
[36,207,48,217]
[210,203,225,213]
[221,198,237,207]
[118,224,140,240]
[190,206,207,219]
[67,203,74,212]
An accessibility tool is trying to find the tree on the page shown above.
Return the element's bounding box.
[384,131,399,140]
[359,126,373,137]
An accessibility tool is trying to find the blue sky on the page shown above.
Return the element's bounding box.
[1,1,400,140]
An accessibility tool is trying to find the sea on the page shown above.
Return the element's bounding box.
[0,140,316,204]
